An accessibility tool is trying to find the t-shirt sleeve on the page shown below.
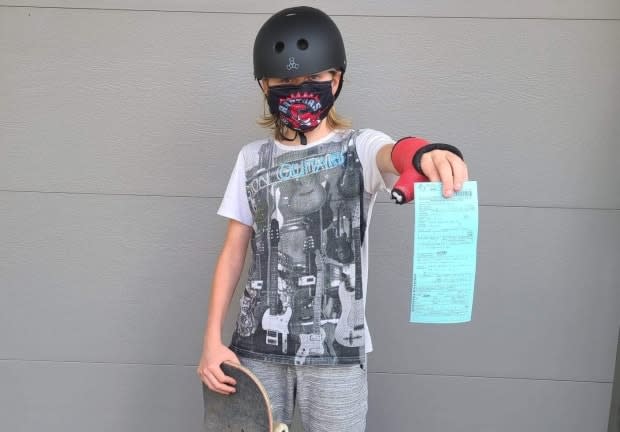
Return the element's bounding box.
[216,150,253,226]
[355,128,399,195]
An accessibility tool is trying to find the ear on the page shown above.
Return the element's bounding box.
[331,71,342,96]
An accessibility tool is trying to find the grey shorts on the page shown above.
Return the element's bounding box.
[239,357,368,432]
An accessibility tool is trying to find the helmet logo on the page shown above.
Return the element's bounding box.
[286,57,300,71]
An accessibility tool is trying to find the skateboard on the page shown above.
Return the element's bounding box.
[203,361,289,432]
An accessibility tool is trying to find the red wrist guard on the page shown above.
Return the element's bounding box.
[390,137,430,204]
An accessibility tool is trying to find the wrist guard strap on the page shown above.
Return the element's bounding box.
[412,143,464,173]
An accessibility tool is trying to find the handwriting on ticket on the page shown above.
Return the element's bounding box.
[410,181,479,324]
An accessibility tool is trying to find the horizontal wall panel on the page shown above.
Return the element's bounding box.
[341,17,620,208]
[3,191,618,383]
[0,191,242,365]
[367,373,612,432]
[366,204,620,382]
[2,1,620,19]
[0,362,612,432]
[0,6,266,198]
[0,360,203,432]
[0,360,611,432]
[1,8,619,208]
[0,362,611,432]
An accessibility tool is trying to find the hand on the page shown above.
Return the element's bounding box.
[197,342,241,395]
[420,150,469,198]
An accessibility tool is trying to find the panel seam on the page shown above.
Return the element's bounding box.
[0,357,612,383]
[1,4,619,21]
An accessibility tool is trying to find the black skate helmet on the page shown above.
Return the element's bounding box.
[253,6,347,98]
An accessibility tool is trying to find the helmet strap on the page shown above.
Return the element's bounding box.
[280,130,297,142]
[278,129,307,145]
[275,118,308,145]
[334,72,345,100]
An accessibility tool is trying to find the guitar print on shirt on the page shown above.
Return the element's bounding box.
[231,131,371,365]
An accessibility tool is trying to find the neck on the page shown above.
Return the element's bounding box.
[279,120,332,146]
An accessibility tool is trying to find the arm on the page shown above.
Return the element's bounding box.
[197,219,252,395]
[376,139,469,200]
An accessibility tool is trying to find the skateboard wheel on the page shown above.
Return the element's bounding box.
[273,423,289,432]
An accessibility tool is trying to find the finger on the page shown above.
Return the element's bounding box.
[205,369,237,395]
[198,367,217,390]
[198,365,235,395]
[210,364,237,387]
[447,152,468,191]
[199,369,217,391]
[420,153,440,182]
[432,153,455,197]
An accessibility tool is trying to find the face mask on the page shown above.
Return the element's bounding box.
[267,81,335,133]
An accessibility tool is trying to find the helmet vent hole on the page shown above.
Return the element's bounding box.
[274,41,285,53]
[297,39,309,50]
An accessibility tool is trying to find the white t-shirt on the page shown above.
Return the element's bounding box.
[218,128,397,365]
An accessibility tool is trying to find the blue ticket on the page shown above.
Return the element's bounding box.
[410,181,479,324]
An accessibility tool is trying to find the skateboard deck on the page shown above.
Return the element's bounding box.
[203,361,288,432]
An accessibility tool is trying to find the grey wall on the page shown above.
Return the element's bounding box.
[1,2,619,431]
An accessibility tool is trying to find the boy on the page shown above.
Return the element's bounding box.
[198,6,468,431]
